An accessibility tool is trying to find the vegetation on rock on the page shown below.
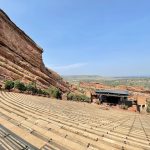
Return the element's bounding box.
[4,80,14,91]
[3,79,90,103]
[3,80,50,97]
[47,86,61,99]
[67,92,90,102]
[26,82,37,94]
[14,80,26,92]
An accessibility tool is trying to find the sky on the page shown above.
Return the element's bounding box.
[1,0,150,76]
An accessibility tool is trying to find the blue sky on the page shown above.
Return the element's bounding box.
[1,0,150,76]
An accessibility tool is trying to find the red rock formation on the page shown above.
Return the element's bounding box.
[0,9,69,92]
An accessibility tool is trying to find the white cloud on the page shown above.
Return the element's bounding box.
[51,63,88,70]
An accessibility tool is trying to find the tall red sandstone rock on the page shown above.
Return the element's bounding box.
[0,9,69,92]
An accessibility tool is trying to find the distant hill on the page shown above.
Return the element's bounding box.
[63,75,113,82]
[63,75,150,89]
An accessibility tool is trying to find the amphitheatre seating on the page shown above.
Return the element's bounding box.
[0,91,150,150]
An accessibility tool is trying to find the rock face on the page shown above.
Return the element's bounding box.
[0,9,69,92]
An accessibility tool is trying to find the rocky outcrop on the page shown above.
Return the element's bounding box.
[0,9,69,92]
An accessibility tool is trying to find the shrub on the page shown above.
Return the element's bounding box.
[147,101,150,113]
[14,80,26,92]
[67,92,74,100]
[67,92,90,102]
[26,83,33,92]
[31,87,38,94]
[48,86,61,99]
[4,80,14,91]
[26,82,37,94]
[37,89,49,96]
[42,90,49,96]
[121,104,128,110]
[80,94,90,102]
[37,89,43,95]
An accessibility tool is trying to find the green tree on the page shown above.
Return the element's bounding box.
[4,80,14,91]
[48,86,61,99]
[14,80,26,92]
[26,82,37,94]
[67,92,90,102]
[67,92,74,100]
[37,89,43,95]
[42,90,49,96]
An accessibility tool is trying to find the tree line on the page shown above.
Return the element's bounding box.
[4,80,61,99]
[3,80,90,102]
